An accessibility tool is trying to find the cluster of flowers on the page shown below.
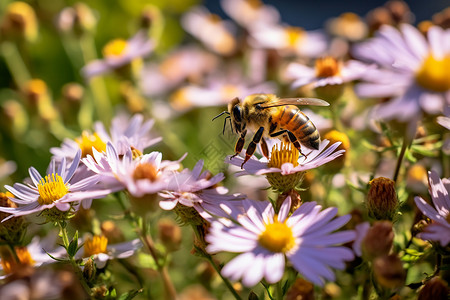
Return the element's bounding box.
[0,0,449,299]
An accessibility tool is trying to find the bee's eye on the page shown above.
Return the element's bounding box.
[233,105,242,122]
[255,104,262,109]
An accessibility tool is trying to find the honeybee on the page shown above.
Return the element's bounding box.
[213,94,329,167]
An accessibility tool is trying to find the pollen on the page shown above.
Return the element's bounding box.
[258,218,296,253]
[75,131,107,158]
[285,26,305,48]
[415,54,450,92]
[268,142,299,169]
[315,56,341,78]
[102,39,128,58]
[83,235,108,257]
[37,174,69,205]
[133,162,159,182]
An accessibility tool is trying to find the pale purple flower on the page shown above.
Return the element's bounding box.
[285,59,371,89]
[77,236,142,269]
[170,72,276,110]
[82,142,183,197]
[0,234,65,279]
[0,151,109,221]
[226,139,344,176]
[159,160,243,218]
[181,6,237,56]
[414,171,450,247]
[51,113,161,161]
[139,46,219,97]
[353,24,450,122]
[206,197,356,286]
[81,30,154,78]
[220,0,280,31]
[249,24,327,58]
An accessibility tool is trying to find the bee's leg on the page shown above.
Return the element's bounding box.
[231,130,247,159]
[241,127,264,168]
[260,138,269,159]
[270,130,307,158]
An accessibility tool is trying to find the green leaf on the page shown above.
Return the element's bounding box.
[67,231,79,258]
[137,252,157,270]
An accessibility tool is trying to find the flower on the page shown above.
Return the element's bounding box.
[206,197,356,286]
[81,30,154,78]
[285,57,370,90]
[353,24,450,123]
[158,160,244,220]
[227,139,345,176]
[82,142,183,197]
[414,170,450,247]
[51,113,161,161]
[169,72,275,111]
[249,24,327,58]
[77,235,142,268]
[0,235,65,278]
[0,151,109,221]
[220,0,280,31]
[181,6,237,56]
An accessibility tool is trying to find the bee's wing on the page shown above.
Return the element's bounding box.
[259,98,330,108]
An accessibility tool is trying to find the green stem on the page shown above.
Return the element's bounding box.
[205,254,242,300]
[57,221,91,296]
[78,34,112,124]
[1,41,31,89]
[393,134,410,183]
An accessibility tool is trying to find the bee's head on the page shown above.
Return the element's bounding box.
[228,97,245,134]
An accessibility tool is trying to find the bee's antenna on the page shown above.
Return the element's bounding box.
[222,116,230,135]
[212,111,230,121]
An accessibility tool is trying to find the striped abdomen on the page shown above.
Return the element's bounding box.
[270,105,320,150]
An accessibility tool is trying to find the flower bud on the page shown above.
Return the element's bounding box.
[373,254,406,289]
[362,221,394,261]
[158,218,182,252]
[62,83,84,103]
[83,257,96,283]
[1,100,28,136]
[57,3,96,36]
[432,7,450,29]
[366,177,398,220]
[1,2,38,42]
[23,79,58,122]
[418,277,449,300]
[285,278,314,300]
[322,130,350,173]
[0,192,27,245]
[120,81,146,113]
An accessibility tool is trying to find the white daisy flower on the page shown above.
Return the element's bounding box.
[0,151,109,221]
[353,24,450,122]
[206,197,356,286]
[220,0,280,31]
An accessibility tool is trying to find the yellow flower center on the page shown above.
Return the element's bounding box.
[285,27,305,48]
[25,79,47,97]
[83,235,108,257]
[207,14,222,24]
[221,84,240,100]
[102,39,128,58]
[75,131,107,158]
[170,88,192,111]
[258,218,296,253]
[37,174,69,205]
[133,162,159,182]
[415,54,450,92]
[315,57,341,78]
[131,146,143,159]
[1,247,35,274]
[268,142,299,168]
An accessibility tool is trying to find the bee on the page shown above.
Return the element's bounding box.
[213,94,329,168]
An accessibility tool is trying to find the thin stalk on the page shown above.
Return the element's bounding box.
[393,134,410,183]
[1,41,31,88]
[140,216,177,300]
[57,222,91,296]
[205,254,242,300]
